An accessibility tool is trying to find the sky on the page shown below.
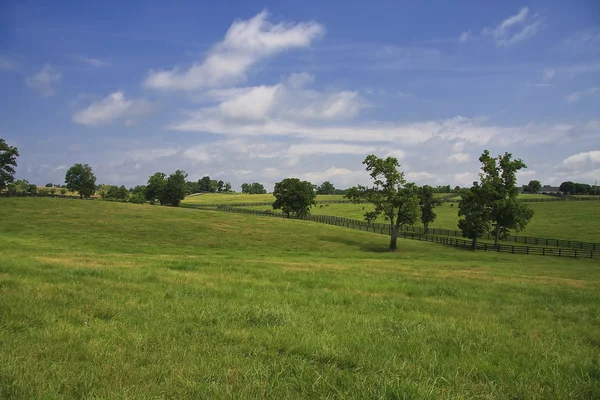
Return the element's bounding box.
[1,0,599,191]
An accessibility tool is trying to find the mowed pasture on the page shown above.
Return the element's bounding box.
[1,198,599,399]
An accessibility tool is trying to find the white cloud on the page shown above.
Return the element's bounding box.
[542,68,555,81]
[144,11,324,91]
[406,171,434,181]
[302,167,366,186]
[562,150,600,166]
[73,91,155,126]
[53,165,67,172]
[454,172,477,186]
[482,7,543,47]
[447,153,470,163]
[75,56,110,68]
[566,87,599,103]
[286,72,315,88]
[459,31,470,43]
[287,143,376,156]
[26,64,62,97]
[219,84,279,121]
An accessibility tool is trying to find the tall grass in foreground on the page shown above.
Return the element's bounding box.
[0,198,599,399]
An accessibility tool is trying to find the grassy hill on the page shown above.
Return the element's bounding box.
[1,198,599,398]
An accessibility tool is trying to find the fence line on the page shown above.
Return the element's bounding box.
[179,204,599,259]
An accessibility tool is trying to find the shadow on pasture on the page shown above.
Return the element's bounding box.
[318,235,389,253]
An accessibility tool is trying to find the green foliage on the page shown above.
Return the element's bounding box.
[60,188,67,195]
[0,138,19,190]
[560,181,596,195]
[223,181,232,192]
[38,188,49,196]
[160,170,188,206]
[198,176,212,193]
[217,180,224,192]
[316,181,336,195]
[49,188,56,195]
[272,178,316,218]
[209,179,218,193]
[418,185,443,232]
[45,183,53,188]
[526,180,541,194]
[131,185,147,195]
[65,163,97,198]
[459,150,534,246]
[242,182,267,194]
[128,192,145,204]
[145,172,167,204]
[346,155,420,250]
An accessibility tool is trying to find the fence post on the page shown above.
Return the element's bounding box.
[559,248,562,257]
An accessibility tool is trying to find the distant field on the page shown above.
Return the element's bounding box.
[1,198,599,398]
[245,200,600,243]
[182,193,347,204]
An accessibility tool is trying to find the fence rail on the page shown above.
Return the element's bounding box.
[180,204,599,259]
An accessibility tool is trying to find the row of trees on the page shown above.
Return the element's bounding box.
[559,181,597,195]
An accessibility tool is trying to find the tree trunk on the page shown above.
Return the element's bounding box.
[494,226,500,246]
[389,231,398,251]
[424,223,429,234]
[471,237,477,250]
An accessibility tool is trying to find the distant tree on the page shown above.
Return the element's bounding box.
[45,183,53,188]
[217,180,224,192]
[209,179,218,193]
[574,182,591,195]
[198,176,211,192]
[273,178,316,218]
[316,181,336,195]
[145,172,167,204]
[117,185,129,201]
[346,155,420,251]
[49,188,56,195]
[160,170,188,206]
[28,184,37,194]
[250,182,267,194]
[418,185,443,233]
[131,185,147,195]
[453,185,461,193]
[128,192,146,204]
[65,163,96,198]
[60,188,67,195]
[223,182,232,192]
[559,181,576,195]
[459,150,534,247]
[527,180,541,194]
[105,185,119,200]
[38,188,49,196]
[96,184,111,200]
[241,183,251,194]
[0,138,19,191]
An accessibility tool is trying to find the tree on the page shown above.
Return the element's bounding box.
[65,163,96,198]
[241,183,251,194]
[209,179,218,193]
[459,150,534,247]
[418,185,443,233]
[527,180,541,194]
[49,188,56,195]
[250,182,267,194]
[198,176,211,192]
[160,170,188,206]
[458,182,492,249]
[223,182,232,192]
[145,172,167,204]
[273,178,316,218]
[559,181,575,195]
[346,155,421,251]
[60,188,67,195]
[0,138,19,191]
[45,183,53,188]
[217,180,224,192]
[116,185,129,201]
[316,181,335,195]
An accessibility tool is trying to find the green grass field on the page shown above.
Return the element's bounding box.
[243,200,600,243]
[1,198,599,398]
[182,193,347,204]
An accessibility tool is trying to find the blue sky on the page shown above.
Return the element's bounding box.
[1,0,599,190]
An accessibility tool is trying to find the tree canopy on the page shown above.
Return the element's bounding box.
[418,185,443,233]
[346,155,420,251]
[65,163,96,198]
[272,178,316,218]
[160,170,188,206]
[145,173,167,204]
[0,138,19,191]
[316,181,335,195]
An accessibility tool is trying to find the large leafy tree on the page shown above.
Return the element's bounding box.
[418,185,443,233]
[316,181,335,195]
[346,155,420,251]
[559,181,575,194]
[65,163,96,198]
[250,182,267,194]
[526,180,541,194]
[458,182,491,249]
[145,172,167,204]
[160,170,188,206]
[198,176,211,192]
[0,138,19,191]
[223,182,232,192]
[459,150,534,247]
[272,178,316,218]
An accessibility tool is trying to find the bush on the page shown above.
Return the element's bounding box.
[60,188,67,195]
[128,192,146,204]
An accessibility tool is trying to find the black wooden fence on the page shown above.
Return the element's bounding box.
[179,204,599,260]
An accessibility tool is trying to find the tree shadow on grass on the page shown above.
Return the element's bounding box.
[318,235,390,253]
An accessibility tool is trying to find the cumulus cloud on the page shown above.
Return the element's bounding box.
[144,11,324,90]
[406,171,434,181]
[26,64,62,97]
[542,68,555,81]
[454,172,477,186]
[73,91,155,126]
[566,87,599,103]
[459,31,470,43]
[447,153,470,163]
[482,7,543,47]
[562,150,600,166]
